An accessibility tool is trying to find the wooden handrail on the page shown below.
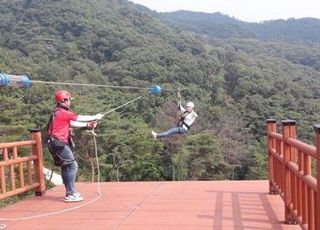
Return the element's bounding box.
[0,156,38,167]
[313,125,320,230]
[0,129,45,200]
[267,120,319,230]
[287,138,317,158]
[0,140,36,148]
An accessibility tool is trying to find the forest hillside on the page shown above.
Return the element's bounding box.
[1,0,320,182]
[158,10,320,43]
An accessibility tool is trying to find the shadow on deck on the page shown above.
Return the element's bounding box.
[0,180,301,230]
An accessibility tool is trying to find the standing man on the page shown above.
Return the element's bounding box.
[47,90,103,202]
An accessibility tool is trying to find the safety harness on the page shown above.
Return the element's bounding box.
[177,111,191,130]
[46,106,75,167]
[176,89,192,132]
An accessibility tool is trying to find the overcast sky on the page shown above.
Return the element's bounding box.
[129,0,320,22]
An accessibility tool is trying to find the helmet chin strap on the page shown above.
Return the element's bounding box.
[57,103,69,110]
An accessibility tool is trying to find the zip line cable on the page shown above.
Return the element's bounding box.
[31,80,151,90]
[0,73,187,92]
[30,80,187,92]
[30,80,185,92]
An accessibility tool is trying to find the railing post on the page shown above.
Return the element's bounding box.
[313,124,320,230]
[30,128,45,196]
[282,119,296,224]
[267,119,277,194]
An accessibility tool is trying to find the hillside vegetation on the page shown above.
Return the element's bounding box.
[1,0,320,182]
[158,10,320,43]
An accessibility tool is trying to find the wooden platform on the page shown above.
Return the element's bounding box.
[0,180,301,230]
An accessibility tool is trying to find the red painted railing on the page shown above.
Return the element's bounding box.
[267,119,320,230]
[0,129,45,200]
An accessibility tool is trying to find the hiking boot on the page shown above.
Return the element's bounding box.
[65,193,84,203]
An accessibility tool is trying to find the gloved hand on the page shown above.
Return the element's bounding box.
[95,113,104,120]
[87,121,97,129]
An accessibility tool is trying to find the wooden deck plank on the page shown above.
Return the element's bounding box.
[0,180,301,230]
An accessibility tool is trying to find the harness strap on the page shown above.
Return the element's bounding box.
[178,111,191,130]
[181,121,191,130]
[47,136,75,166]
[46,107,75,166]
[47,107,60,136]
[47,106,74,144]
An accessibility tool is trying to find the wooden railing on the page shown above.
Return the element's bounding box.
[0,129,45,200]
[267,119,320,230]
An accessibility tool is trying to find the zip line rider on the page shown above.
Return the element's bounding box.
[151,91,198,139]
[46,90,103,203]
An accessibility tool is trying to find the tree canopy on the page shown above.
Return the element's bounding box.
[1,0,320,182]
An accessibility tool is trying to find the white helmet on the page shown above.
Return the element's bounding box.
[186,101,194,108]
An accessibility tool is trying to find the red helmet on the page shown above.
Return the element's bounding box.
[54,90,71,102]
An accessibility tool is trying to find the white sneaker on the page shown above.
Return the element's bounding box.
[65,193,84,203]
[72,192,82,198]
[151,130,157,139]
